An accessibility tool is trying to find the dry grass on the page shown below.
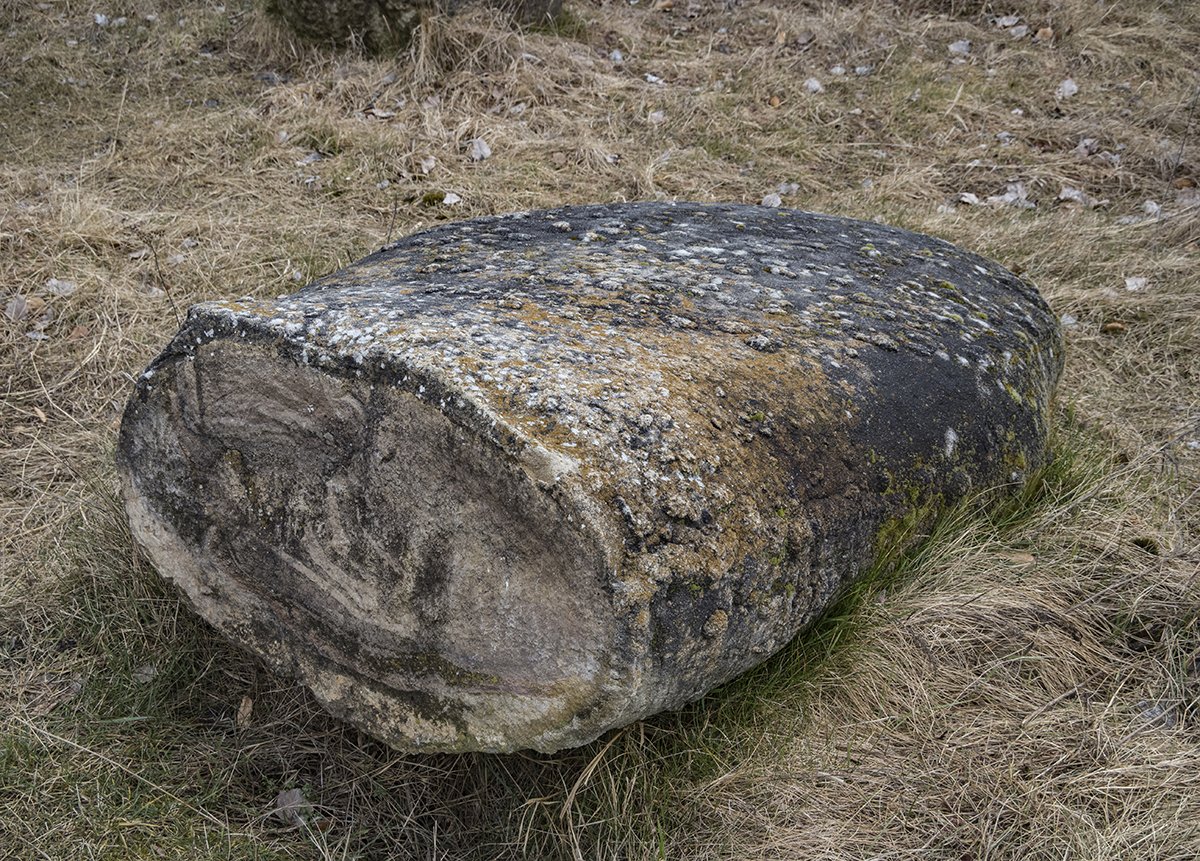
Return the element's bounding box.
[2,0,1199,858]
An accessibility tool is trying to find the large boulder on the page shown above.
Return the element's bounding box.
[116,203,1063,753]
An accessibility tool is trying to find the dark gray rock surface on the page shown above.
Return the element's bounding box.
[116,202,1063,752]
[265,0,425,51]
[264,0,563,52]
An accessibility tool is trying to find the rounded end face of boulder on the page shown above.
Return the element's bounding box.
[119,338,622,752]
[117,202,1063,753]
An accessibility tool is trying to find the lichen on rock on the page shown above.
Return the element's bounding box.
[116,202,1063,752]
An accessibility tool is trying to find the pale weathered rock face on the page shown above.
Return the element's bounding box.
[116,203,1063,753]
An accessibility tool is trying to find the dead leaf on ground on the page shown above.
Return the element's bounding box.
[5,295,29,320]
[467,138,492,161]
[45,278,77,297]
[273,787,310,826]
[1058,185,1107,208]
[1136,700,1178,730]
[987,182,1035,209]
[1055,78,1078,100]
[236,695,253,727]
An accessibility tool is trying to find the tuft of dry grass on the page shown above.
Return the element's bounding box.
[2,0,1198,858]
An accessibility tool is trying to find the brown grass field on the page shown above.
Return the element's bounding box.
[2,0,1199,858]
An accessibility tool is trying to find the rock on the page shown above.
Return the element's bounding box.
[116,203,1063,753]
[490,0,562,24]
[264,0,425,51]
[263,0,563,52]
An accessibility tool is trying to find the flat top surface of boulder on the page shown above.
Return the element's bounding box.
[223,202,1048,368]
